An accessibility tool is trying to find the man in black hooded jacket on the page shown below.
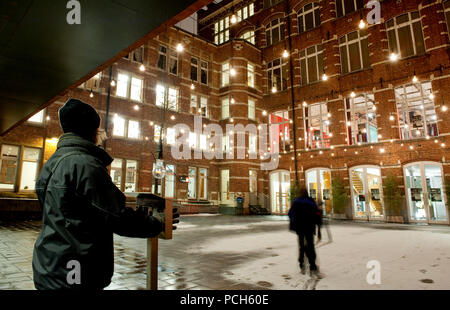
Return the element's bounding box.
[288,187,323,278]
[32,98,179,290]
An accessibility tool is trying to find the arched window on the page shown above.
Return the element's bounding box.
[298,2,320,33]
[265,18,285,46]
[240,30,255,45]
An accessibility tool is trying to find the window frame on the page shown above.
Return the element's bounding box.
[221,97,230,120]
[248,62,255,88]
[339,30,370,75]
[115,71,144,102]
[248,98,256,120]
[300,44,324,85]
[155,84,179,111]
[112,114,141,140]
[221,62,230,87]
[303,102,331,150]
[265,18,285,46]
[297,2,321,34]
[240,30,256,45]
[336,0,365,18]
[345,93,378,145]
[269,111,291,153]
[386,11,426,59]
[267,58,288,92]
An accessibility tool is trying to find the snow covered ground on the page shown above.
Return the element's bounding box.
[181,219,450,290]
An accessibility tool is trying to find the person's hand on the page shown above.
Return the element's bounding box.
[151,207,180,233]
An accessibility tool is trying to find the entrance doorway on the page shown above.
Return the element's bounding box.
[306,168,332,215]
[270,170,290,214]
[221,169,231,204]
[350,166,384,220]
[404,162,448,223]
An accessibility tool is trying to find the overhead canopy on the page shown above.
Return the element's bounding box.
[0,0,211,135]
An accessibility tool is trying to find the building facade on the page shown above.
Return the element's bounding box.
[1,0,450,225]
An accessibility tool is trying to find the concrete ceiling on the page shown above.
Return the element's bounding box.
[0,0,211,135]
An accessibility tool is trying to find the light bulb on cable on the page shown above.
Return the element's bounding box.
[139,64,146,72]
[282,50,289,58]
[272,86,277,93]
[390,53,399,62]
[359,19,366,29]
[230,67,237,76]
[110,79,116,87]
[322,73,328,81]
[191,83,195,90]
[152,159,166,180]
[231,14,237,24]
[412,75,418,83]
[176,43,184,52]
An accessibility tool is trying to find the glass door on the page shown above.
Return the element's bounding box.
[19,147,41,191]
[404,163,448,223]
[270,170,290,214]
[350,166,384,220]
[306,168,332,215]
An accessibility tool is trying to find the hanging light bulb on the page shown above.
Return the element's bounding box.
[90,91,94,98]
[390,53,399,62]
[282,49,289,58]
[442,105,448,112]
[152,159,166,180]
[429,93,435,100]
[139,64,146,72]
[302,101,308,107]
[389,115,395,121]
[262,110,267,116]
[412,75,418,83]
[176,43,184,52]
[191,83,195,90]
[110,79,116,87]
[230,96,235,104]
[171,115,176,120]
[359,19,366,29]
[134,105,140,111]
[350,91,356,98]
[322,73,328,81]
[230,67,237,76]
[272,85,277,93]
[231,14,237,24]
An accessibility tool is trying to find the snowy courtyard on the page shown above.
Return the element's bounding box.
[1,215,450,290]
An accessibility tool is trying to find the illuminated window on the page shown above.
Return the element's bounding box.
[188,167,197,199]
[214,16,230,45]
[240,30,255,45]
[395,82,438,140]
[113,115,140,139]
[222,97,230,120]
[198,168,208,200]
[222,63,230,87]
[248,98,256,120]
[27,110,44,124]
[165,164,175,198]
[116,73,129,98]
[0,145,19,190]
[345,94,378,145]
[269,111,291,153]
[110,158,138,193]
[249,133,257,153]
[113,114,126,137]
[304,103,330,149]
[248,63,255,88]
[130,77,143,102]
[156,84,178,111]
[116,72,143,101]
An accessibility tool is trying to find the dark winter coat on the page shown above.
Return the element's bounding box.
[288,197,322,234]
[32,133,163,290]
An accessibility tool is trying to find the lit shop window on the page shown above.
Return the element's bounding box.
[116,72,143,101]
[248,63,255,88]
[345,94,378,145]
[269,111,291,153]
[156,84,178,111]
[214,16,230,45]
[339,30,370,75]
[336,0,364,18]
[221,97,230,120]
[298,2,320,33]
[265,18,285,46]
[267,58,288,92]
[221,63,230,87]
[248,99,256,120]
[395,82,438,140]
[300,45,324,85]
[249,133,257,154]
[386,12,426,59]
[198,168,208,200]
[304,103,330,149]
[240,30,255,45]
[110,158,138,193]
[165,164,175,198]
[27,110,44,124]
[113,114,140,139]
[188,167,197,199]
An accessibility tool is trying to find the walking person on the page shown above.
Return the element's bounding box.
[288,187,323,278]
[32,98,179,290]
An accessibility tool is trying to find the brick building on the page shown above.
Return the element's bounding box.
[1,0,450,225]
